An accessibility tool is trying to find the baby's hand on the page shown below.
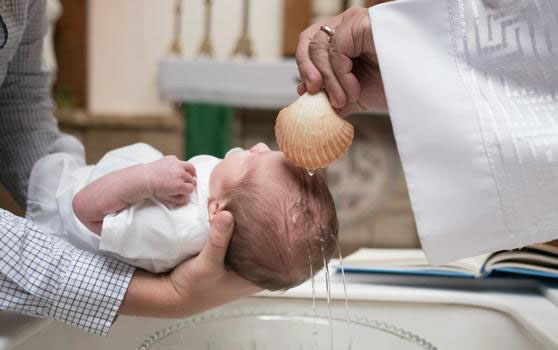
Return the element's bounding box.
[147,156,197,206]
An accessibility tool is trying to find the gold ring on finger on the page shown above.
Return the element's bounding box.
[319,25,336,43]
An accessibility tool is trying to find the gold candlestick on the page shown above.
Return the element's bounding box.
[231,0,253,58]
[168,0,183,56]
[198,0,214,57]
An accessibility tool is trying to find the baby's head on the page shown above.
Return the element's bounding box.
[208,143,338,291]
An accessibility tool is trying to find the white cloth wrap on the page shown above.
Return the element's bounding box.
[370,0,558,264]
[27,142,220,273]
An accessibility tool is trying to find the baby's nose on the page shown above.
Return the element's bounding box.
[225,147,244,158]
[251,143,270,153]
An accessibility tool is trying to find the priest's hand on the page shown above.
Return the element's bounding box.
[295,7,387,116]
[119,211,260,318]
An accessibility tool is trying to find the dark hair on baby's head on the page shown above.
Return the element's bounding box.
[223,164,338,291]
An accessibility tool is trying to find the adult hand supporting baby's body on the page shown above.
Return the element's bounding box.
[119,211,260,318]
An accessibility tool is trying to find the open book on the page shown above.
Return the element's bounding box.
[337,244,558,280]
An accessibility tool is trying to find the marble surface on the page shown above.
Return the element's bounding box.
[159,58,389,113]
[159,58,300,109]
[8,271,558,350]
[0,312,50,350]
[542,284,558,307]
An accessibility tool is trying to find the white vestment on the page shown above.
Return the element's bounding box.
[370,0,558,264]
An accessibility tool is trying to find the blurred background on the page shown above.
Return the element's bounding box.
[0,0,419,255]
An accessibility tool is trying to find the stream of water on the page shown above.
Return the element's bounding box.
[334,236,353,350]
[321,244,333,350]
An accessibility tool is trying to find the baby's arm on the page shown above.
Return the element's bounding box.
[73,155,197,235]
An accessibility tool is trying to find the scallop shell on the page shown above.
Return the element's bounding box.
[275,92,354,170]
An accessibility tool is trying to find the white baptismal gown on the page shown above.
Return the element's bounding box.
[27,139,220,273]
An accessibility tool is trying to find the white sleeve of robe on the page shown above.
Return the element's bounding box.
[369,0,558,264]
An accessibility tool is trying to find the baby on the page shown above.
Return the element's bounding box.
[26,136,338,290]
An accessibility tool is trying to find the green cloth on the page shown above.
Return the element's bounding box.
[183,103,233,159]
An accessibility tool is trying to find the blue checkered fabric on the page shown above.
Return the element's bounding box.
[0,0,135,336]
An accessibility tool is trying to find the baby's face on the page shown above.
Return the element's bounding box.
[209,143,293,202]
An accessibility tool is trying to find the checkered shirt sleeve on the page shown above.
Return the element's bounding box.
[0,210,135,335]
[0,0,136,335]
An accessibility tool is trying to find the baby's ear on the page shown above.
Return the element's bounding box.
[207,198,225,225]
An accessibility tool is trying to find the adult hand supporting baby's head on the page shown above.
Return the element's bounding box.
[167,211,261,316]
[119,211,260,318]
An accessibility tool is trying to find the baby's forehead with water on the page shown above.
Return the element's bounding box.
[250,170,303,215]
[249,152,299,185]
